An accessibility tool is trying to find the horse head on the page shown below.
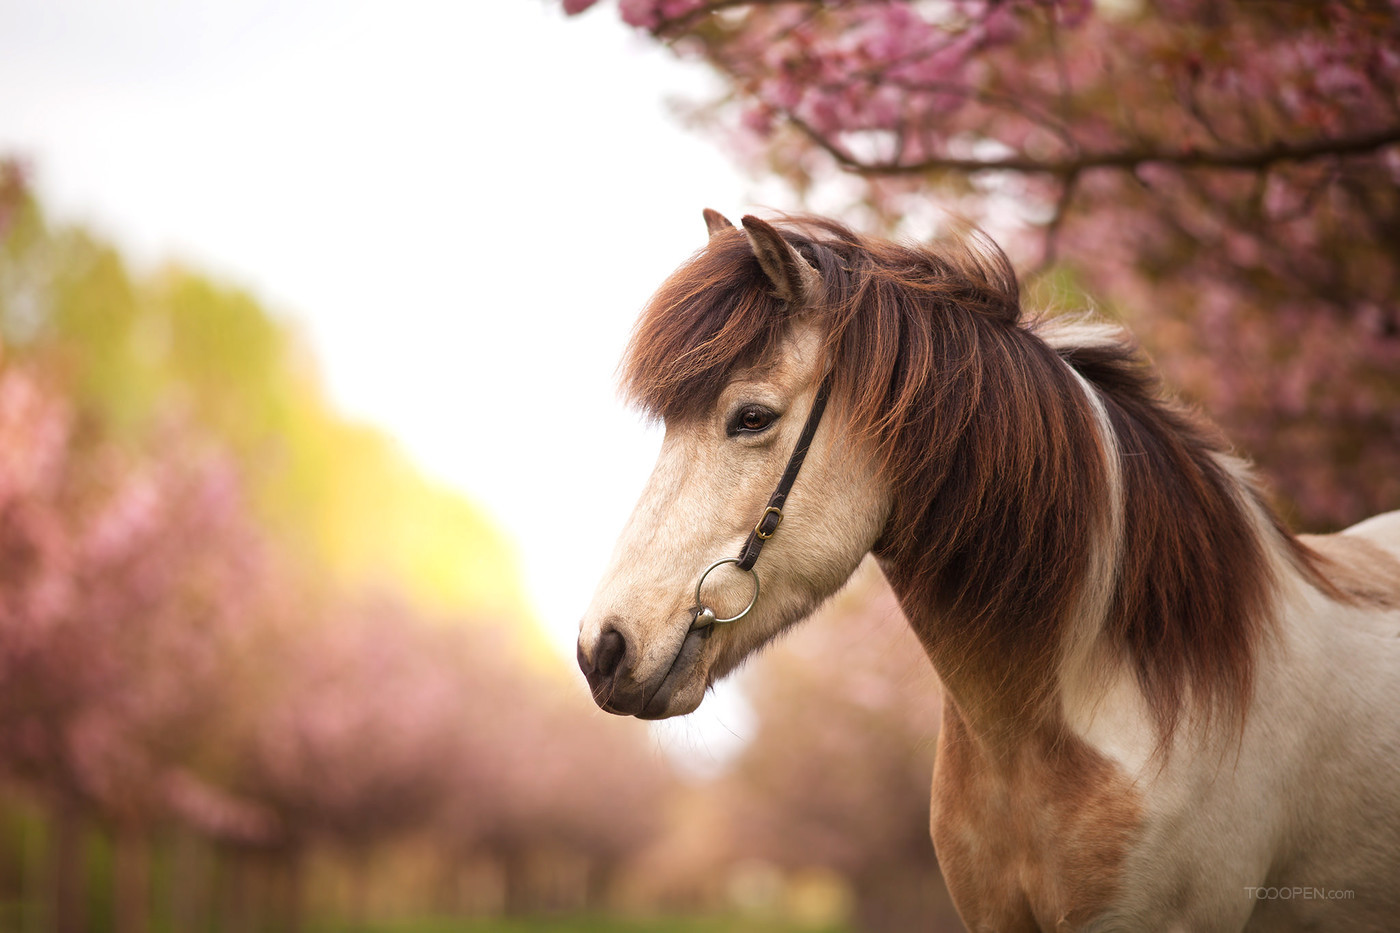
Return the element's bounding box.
[576,211,890,719]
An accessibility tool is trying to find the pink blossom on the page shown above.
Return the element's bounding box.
[579,0,1400,528]
[619,0,661,29]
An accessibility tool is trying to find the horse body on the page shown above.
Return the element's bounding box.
[578,211,1400,931]
[916,316,1400,931]
[927,513,1400,932]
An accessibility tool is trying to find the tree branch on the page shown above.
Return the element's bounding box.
[1034,169,1080,275]
[794,122,1400,177]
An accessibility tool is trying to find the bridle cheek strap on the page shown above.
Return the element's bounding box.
[691,373,833,631]
[735,374,832,571]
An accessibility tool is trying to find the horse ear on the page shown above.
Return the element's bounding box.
[702,208,735,238]
[741,215,820,306]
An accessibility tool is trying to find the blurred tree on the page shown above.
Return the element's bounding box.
[0,168,528,620]
[0,161,692,931]
[441,674,669,913]
[243,598,472,853]
[566,0,1400,528]
[230,596,670,920]
[0,355,273,933]
[720,562,959,932]
[60,439,273,933]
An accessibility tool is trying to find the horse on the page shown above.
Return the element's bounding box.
[575,210,1400,931]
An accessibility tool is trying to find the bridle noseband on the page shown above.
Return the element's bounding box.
[690,372,833,632]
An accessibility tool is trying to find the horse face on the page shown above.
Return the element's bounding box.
[577,324,891,719]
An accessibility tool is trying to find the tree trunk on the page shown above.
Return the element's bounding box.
[349,847,373,930]
[271,848,304,933]
[502,846,532,916]
[167,830,211,933]
[46,796,85,933]
[218,847,256,933]
[20,798,43,933]
[585,856,615,913]
[113,824,150,933]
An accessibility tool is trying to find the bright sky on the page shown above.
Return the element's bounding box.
[0,0,794,771]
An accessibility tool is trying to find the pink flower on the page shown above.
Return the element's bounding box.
[619,0,661,29]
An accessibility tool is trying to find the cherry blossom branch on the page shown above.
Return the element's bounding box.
[794,122,1400,177]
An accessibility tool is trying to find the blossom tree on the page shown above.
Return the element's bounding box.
[241,597,668,918]
[438,672,668,913]
[718,563,956,931]
[567,0,1400,527]
[0,359,274,933]
[1,166,681,928]
[241,597,471,849]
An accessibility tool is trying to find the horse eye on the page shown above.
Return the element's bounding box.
[730,405,777,436]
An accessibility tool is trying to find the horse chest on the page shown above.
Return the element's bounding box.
[929,706,1142,932]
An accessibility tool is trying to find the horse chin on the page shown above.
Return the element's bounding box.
[636,680,706,720]
[635,627,711,720]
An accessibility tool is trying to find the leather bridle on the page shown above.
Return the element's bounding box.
[690,371,834,632]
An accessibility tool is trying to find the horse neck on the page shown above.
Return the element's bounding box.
[872,321,1300,758]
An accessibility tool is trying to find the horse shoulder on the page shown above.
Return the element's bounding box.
[930,703,1143,931]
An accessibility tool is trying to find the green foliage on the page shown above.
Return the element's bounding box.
[0,183,525,619]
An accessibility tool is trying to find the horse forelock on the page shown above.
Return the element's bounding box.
[621,215,1023,422]
[620,229,794,424]
[620,214,1332,746]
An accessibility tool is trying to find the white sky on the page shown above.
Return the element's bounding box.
[0,0,795,771]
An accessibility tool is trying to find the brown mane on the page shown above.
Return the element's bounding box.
[621,215,1332,741]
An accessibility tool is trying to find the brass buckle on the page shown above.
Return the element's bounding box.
[754,506,784,540]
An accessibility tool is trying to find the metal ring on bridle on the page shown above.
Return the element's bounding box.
[693,557,761,626]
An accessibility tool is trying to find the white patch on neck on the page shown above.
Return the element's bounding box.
[1034,318,1156,773]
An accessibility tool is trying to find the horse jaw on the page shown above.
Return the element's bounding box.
[578,326,891,719]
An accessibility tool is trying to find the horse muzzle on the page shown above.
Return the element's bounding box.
[577,617,710,719]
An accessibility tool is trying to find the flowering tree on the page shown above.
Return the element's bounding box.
[63,438,274,933]
[238,594,668,916]
[243,598,476,851]
[0,165,527,623]
[568,0,1400,527]
[439,673,668,912]
[1,167,681,927]
[0,357,274,933]
[718,563,957,931]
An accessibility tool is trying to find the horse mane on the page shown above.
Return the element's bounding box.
[621,214,1336,741]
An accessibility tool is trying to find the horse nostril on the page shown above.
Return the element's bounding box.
[594,628,627,680]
